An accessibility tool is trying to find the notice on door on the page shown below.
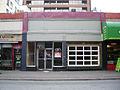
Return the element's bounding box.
[55,52,61,58]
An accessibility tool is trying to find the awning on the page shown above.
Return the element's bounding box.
[103,22,120,40]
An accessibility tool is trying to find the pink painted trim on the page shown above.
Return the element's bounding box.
[100,13,106,33]
[23,13,28,32]
[28,12,103,18]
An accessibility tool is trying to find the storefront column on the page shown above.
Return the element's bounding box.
[62,41,66,67]
[21,33,27,70]
[102,41,107,70]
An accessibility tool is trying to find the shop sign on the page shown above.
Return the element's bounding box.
[0,35,22,42]
[54,48,62,58]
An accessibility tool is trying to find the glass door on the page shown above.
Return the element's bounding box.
[46,49,52,69]
[38,49,53,70]
[38,49,44,69]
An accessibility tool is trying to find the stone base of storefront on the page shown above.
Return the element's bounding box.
[66,67,102,71]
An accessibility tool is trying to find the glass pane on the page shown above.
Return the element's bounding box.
[69,52,75,55]
[77,56,83,60]
[38,59,44,69]
[84,56,90,60]
[77,47,83,50]
[28,42,35,65]
[39,49,44,58]
[92,56,98,60]
[77,52,83,55]
[92,47,98,50]
[92,61,98,65]
[46,50,52,58]
[54,59,62,66]
[45,42,52,48]
[84,47,90,50]
[54,42,62,66]
[77,61,83,65]
[69,61,75,65]
[92,52,98,55]
[69,47,75,50]
[84,51,90,55]
[84,61,90,65]
[1,48,12,67]
[46,59,52,69]
[69,56,75,60]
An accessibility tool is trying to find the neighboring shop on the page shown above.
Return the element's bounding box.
[0,13,23,70]
[103,22,120,70]
[22,12,105,71]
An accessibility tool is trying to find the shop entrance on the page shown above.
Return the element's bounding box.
[106,41,120,70]
[38,49,53,70]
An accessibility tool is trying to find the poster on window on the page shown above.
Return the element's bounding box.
[55,52,61,58]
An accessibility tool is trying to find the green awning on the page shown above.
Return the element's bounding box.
[102,22,120,40]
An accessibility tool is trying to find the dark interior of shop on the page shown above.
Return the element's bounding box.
[107,40,120,65]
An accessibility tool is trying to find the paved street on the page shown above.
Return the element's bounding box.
[0,80,120,90]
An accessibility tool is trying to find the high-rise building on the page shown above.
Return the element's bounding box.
[0,0,30,13]
[23,0,91,12]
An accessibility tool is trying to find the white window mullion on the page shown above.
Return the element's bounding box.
[83,46,85,66]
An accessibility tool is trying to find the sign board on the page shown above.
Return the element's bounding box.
[115,58,120,72]
[0,35,22,42]
[103,22,120,40]
[55,52,61,58]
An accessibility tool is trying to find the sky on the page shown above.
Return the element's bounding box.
[91,0,120,13]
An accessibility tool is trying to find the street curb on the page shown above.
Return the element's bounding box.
[1,78,120,81]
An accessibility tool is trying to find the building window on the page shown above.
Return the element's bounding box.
[71,9,76,12]
[57,0,69,4]
[68,45,100,66]
[6,9,9,13]
[26,1,31,5]
[82,7,87,11]
[44,0,56,4]
[82,0,87,4]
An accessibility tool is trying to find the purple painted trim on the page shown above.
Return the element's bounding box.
[23,13,28,32]
[28,12,103,18]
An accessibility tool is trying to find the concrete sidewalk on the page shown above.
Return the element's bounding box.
[0,71,120,81]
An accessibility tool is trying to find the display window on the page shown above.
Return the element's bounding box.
[68,45,100,66]
[0,44,12,67]
[107,42,120,65]
[54,42,63,66]
[27,42,35,66]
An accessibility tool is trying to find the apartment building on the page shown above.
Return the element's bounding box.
[0,0,30,13]
[23,0,91,12]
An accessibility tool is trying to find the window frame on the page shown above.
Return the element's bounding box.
[68,45,100,67]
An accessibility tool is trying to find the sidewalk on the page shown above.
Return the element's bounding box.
[0,70,120,81]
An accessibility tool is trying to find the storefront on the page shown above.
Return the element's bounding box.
[22,12,105,71]
[0,35,22,70]
[0,13,23,70]
[27,42,64,70]
[103,22,120,70]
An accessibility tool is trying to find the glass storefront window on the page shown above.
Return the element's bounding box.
[27,42,35,66]
[54,42,62,66]
[68,45,100,66]
[0,44,12,67]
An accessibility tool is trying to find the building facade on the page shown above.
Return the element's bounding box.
[0,13,24,70]
[23,0,91,12]
[21,12,105,71]
[102,13,120,71]
[0,0,30,13]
